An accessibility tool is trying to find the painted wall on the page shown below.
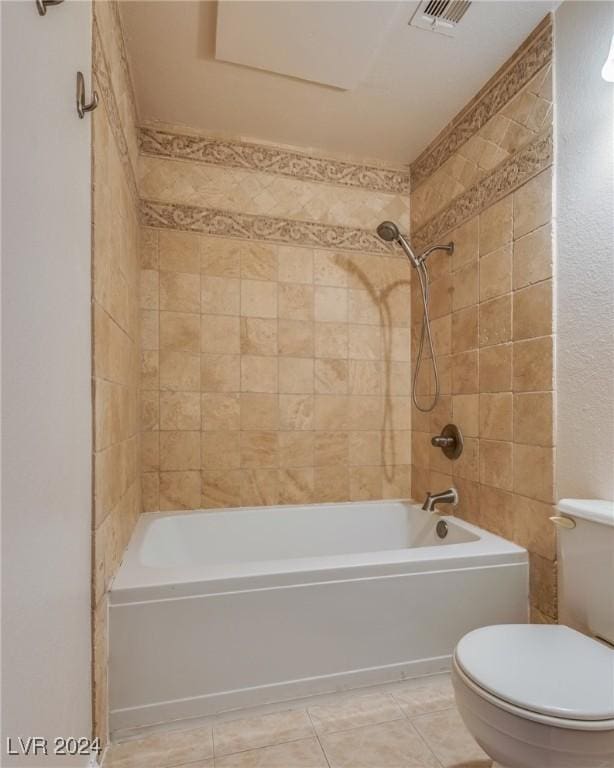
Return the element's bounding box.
[91,0,141,743]
[138,128,412,511]
[409,17,558,623]
[1,0,93,762]
[554,1,614,501]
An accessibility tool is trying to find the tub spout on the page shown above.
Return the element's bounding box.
[422,488,458,513]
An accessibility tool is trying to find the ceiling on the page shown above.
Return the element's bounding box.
[120,1,557,166]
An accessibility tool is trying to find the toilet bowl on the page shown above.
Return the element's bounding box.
[452,624,614,768]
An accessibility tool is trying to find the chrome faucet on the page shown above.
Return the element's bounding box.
[422,488,458,513]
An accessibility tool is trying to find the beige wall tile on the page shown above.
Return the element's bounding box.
[160,391,201,431]
[279,431,314,468]
[160,271,200,313]
[315,286,348,322]
[478,485,514,540]
[452,262,478,311]
[201,237,241,278]
[241,431,279,469]
[479,344,512,392]
[349,325,381,360]
[240,394,279,431]
[279,394,314,431]
[159,231,200,273]
[141,350,160,390]
[451,217,478,271]
[452,394,479,437]
[241,318,277,356]
[315,322,348,359]
[279,468,314,504]
[451,350,478,394]
[479,196,513,256]
[278,320,314,357]
[202,469,242,508]
[349,360,381,396]
[159,470,201,510]
[428,273,452,319]
[314,251,349,287]
[160,349,199,391]
[201,393,240,431]
[349,431,383,466]
[314,465,349,502]
[513,279,552,340]
[513,443,554,502]
[513,169,551,239]
[141,390,160,432]
[241,280,277,318]
[140,229,159,269]
[479,245,512,301]
[478,294,511,348]
[529,552,557,619]
[279,357,314,394]
[514,392,553,446]
[241,469,279,506]
[160,311,200,352]
[201,315,240,355]
[278,246,313,284]
[141,310,159,351]
[202,354,240,393]
[241,355,278,393]
[350,466,382,501]
[201,276,240,316]
[314,431,348,466]
[141,472,159,512]
[451,306,478,353]
[513,336,553,392]
[349,289,380,325]
[159,430,200,470]
[278,283,314,321]
[202,431,241,469]
[140,269,159,310]
[479,393,513,441]
[479,440,513,490]
[451,436,479,481]
[315,359,349,394]
[240,243,278,281]
[513,224,552,290]
[314,395,349,430]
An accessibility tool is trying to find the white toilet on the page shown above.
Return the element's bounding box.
[452,499,614,768]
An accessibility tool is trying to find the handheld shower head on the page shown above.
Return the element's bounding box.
[376,221,400,242]
[376,220,421,269]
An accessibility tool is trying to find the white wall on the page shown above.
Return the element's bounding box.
[1,0,93,763]
[555,1,614,501]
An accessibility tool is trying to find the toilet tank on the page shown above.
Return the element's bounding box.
[557,499,614,645]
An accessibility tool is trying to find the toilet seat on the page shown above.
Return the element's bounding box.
[454,624,614,726]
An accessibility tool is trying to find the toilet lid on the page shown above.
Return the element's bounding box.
[455,625,614,721]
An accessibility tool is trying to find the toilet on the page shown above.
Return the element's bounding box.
[452,499,614,768]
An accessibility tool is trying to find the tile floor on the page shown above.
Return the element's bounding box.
[105,674,501,768]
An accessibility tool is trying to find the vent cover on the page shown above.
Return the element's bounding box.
[409,0,471,37]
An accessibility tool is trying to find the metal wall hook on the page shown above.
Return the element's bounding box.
[76,72,98,119]
[36,0,64,16]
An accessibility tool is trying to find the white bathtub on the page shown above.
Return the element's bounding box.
[109,500,528,733]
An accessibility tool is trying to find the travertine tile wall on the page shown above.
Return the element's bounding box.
[409,16,556,623]
[91,0,141,743]
[138,132,411,511]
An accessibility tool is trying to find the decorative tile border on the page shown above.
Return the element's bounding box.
[413,128,553,250]
[93,20,138,204]
[139,127,410,196]
[141,199,394,255]
[410,14,552,188]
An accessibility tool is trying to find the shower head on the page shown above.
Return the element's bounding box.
[376,220,421,269]
[376,221,400,242]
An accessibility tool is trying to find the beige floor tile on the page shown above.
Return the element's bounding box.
[214,737,327,767]
[391,673,455,718]
[213,709,313,756]
[412,708,491,768]
[106,725,213,768]
[308,691,403,735]
[319,719,440,768]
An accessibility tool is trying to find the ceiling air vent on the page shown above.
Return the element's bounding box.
[409,0,471,37]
